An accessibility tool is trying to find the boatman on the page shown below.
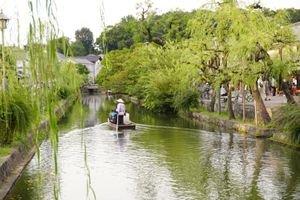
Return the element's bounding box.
[116,99,126,125]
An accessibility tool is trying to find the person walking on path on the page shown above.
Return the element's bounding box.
[271,77,277,96]
[264,79,271,101]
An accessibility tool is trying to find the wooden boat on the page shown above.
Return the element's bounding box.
[107,113,136,130]
[107,119,136,130]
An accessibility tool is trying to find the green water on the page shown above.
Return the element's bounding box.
[7,95,300,200]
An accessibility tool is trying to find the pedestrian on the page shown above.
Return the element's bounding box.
[264,79,271,101]
[257,77,264,94]
[271,77,277,96]
[221,84,227,96]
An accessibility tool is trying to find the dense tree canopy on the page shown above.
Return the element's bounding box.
[70,40,87,56]
[75,27,94,54]
[95,10,194,52]
[96,0,299,123]
[56,36,71,55]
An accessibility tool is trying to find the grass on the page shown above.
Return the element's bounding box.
[190,107,257,126]
[0,147,13,157]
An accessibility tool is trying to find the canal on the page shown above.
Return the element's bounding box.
[7,95,300,200]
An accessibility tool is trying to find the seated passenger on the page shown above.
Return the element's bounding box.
[109,109,117,124]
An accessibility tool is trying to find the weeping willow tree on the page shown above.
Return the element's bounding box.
[1,0,87,199]
[270,10,298,105]
[186,0,296,125]
[0,39,34,145]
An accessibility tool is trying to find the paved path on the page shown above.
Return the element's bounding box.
[262,95,287,108]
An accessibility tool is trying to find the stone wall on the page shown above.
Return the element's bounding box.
[191,112,274,137]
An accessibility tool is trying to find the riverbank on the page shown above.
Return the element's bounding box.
[0,96,76,199]
[127,95,298,145]
[191,112,274,138]
[190,110,300,151]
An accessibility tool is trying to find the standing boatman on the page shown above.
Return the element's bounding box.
[116,99,126,125]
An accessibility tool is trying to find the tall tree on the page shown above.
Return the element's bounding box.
[75,27,94,54]
[70,40,87,56]
[56,36,71,55]
[136,0,156,44]
[95,16,139,52]
[187,1,295,124]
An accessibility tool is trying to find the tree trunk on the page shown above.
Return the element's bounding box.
[278,47,297,105]
[209,89,215,112]
[241,82,246,121]
[217,87,221,114]
[253,83,271,125]
[282,81,297,105]
[147,27,152,42]
[225,83,235,120]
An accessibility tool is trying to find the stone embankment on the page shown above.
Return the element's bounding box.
[191,112,274,138]
[0,98,74,199]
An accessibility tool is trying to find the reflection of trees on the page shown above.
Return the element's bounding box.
[132,127,291,199]
[246,139,264,200]
[7,141,56,199]
[58,102,89,132]
[81,95,102,126]
[218,133,234,199]
[279,148,300,199]
[131,128,215,199]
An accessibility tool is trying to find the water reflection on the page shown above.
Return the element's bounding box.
[7,95,300,200]
[81,95,101,127]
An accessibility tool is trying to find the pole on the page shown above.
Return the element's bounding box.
[1,28,5,91]
[93,63,96,84]
[217,86,221,114]
[116,113,119,136]
[242,82,245,121]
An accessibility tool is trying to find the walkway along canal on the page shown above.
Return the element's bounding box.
[6,95,300,200]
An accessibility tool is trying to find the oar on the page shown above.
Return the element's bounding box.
[116,113,119,137]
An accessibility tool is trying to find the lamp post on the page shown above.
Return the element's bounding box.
[0,9,9,91]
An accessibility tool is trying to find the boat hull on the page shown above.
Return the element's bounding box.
[107,119,136,130]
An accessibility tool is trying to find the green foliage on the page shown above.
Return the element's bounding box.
[75,27,94,54]
[286,8,300,23]
[0,146,12,156]
[275,8,300,23]
[56,36,71,55]
[97,1,297,120]
[57,86,71,99]
[0,46,17,67]
[0,89,33,145]
[70,40,87,56]
[95,9,194,52]
[271,104,300,144]
[143,65,199,112]
[76,63,89,75]
[56,62,84,99]
[97,42,199,113]
[96,16,139,51]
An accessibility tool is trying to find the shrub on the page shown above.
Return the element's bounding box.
[0,92,33,145]
[57,86,71,99]
[271,104,300,144]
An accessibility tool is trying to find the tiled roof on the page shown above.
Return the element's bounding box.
[72,57,94,65]
[77,54,100,63]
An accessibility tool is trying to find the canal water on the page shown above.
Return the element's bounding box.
[7,95,300,200]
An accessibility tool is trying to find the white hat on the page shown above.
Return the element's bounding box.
[116,99,124,103]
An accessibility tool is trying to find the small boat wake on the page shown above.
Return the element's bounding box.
[134,123,202,133]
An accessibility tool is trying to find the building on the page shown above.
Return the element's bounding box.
[57,53,103,84]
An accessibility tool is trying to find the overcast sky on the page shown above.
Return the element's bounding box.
[1,0,300,45]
